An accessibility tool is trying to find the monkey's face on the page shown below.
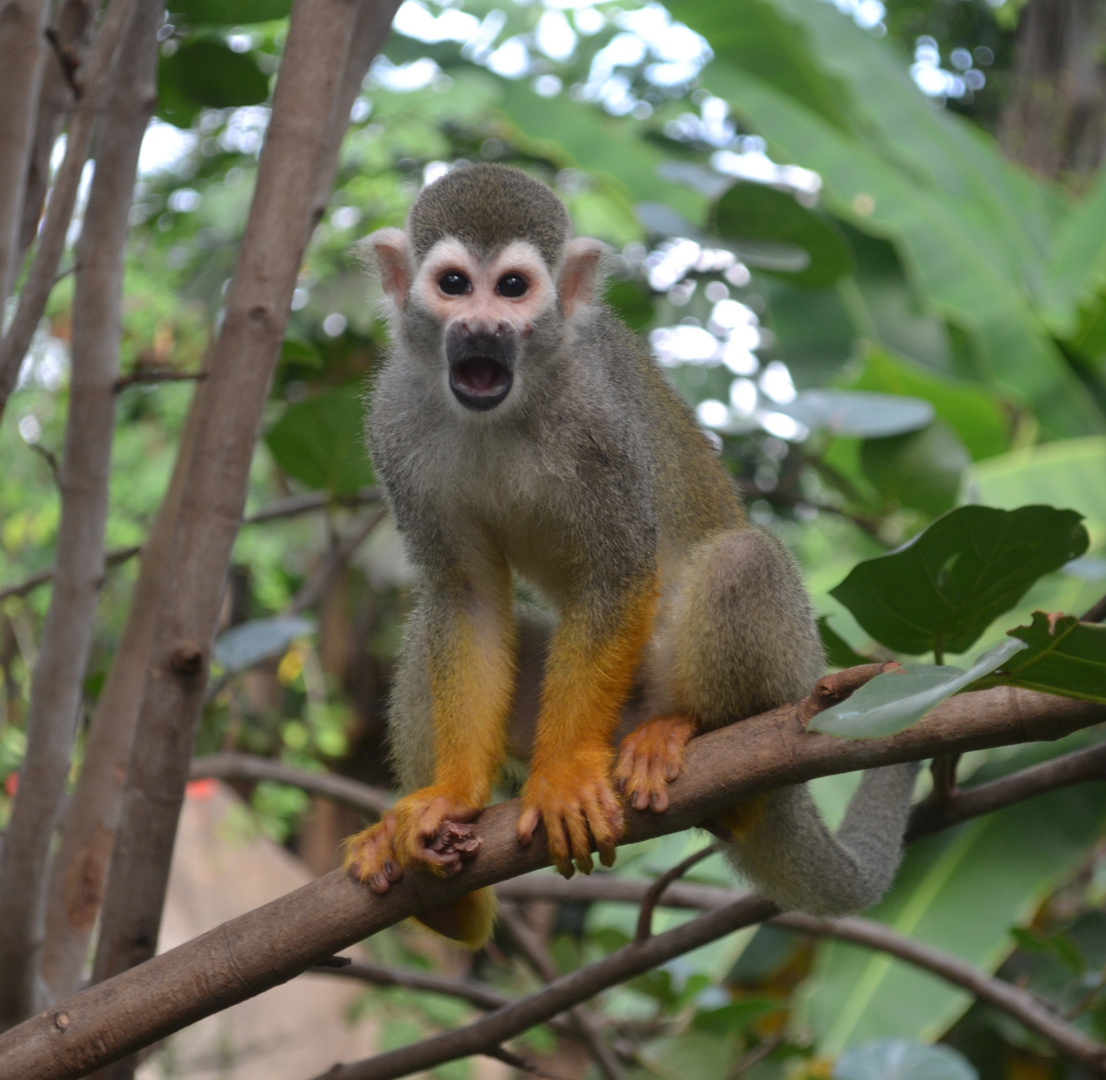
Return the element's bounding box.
[410,238,556,413]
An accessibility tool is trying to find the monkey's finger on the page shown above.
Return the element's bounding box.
[565,810,594,876]
[516,806,540,847]
[546,815,576,878]
[586,787,622,868]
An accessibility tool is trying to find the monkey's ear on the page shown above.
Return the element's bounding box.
[364,227,411,303]
[559,238,608,317]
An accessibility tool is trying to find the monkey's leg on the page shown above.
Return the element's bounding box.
[615,527,823,814]
[517,577,657,877]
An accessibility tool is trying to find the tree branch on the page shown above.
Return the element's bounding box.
[189,753,391,816]
[498,903,630,1080]
[0,0,160,1028]
[773,912,1106,1074]
[0,687,1101,1078]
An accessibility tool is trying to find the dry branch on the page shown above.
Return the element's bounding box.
[0,0,161,1028]
[0,687,1101,1079]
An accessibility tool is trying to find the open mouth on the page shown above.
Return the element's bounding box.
[449,357,513,411]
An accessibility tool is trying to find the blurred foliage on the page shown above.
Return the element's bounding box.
[2,0,1106,1076]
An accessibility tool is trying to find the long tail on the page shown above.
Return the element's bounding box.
[724,762,920,916]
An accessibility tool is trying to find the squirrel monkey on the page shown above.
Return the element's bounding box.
[345,164,918,946]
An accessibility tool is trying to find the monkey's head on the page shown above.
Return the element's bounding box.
[365,164,606,415]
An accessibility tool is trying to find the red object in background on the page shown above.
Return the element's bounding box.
[3,772,17,797]
[185,777,217,800]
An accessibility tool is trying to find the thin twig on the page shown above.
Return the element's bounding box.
[189,753,390,816]
[113,368,207,391]
[484,1045,570,1080]
[774,912,1106,1074]
[0,546,139,603]
[906,740,1106,843]
[499,905,630,1080]
[288,509,387,616]
[1082,593,1106,625]
[635,844,718,942]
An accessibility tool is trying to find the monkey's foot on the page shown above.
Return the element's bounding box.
[343,813,405,894]
[517,753,624,877]
[614,714,698,813]
[391,787,483,877]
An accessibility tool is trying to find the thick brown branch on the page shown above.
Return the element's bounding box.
[0,687,1101,1078]
[774,912,1106,1074]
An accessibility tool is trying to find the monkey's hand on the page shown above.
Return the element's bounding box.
[517,750,624,877]
[614,714,698,813]
[391,786,483,877]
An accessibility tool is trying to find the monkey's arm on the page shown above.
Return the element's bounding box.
[345,560,516,888]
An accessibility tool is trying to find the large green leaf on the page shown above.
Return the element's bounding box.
[168,0,291,24]
[829,506,1089,657]
[800,770,1106,1050]
[860,420,970,518]
[997,612,1106,704]
[975,438,1106,545]
[264,386,374,496]
[845,347,1010,462]
[778,389,933,438]
[1043,166,1106,336]
[834,1039,977,1080]
[158,41,270,128]
[809,640,1023,739]
[670,0,1102,436]
[713,180,854,287]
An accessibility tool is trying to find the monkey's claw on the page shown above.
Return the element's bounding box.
[614,714,698,813]
[517,756,624,877]
[344,813,405,894]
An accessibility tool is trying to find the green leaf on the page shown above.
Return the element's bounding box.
[779,389,934,438]
[265,386,374,495]
[809,641,1025,739]
[280,337,323,368]
[860,420,970,518]
[845,347,1010,462]
[834,1039,977,1080]
[1043,166,1106,336]
[802,772,1106,1050]
[996,612,1106,704]
[159,41,270,114]
[714,180,854,287]
[975,437,1106,544]
[818,616,875,669]
[168,0,292,23]
[214,615,315,674]
[830,505,1090,656]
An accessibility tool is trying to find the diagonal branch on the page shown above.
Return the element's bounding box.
[0,687,1101,1079]
[773,912,1106,1074]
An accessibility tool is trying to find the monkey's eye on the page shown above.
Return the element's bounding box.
[496,273,528,299]
[439,271,471,296]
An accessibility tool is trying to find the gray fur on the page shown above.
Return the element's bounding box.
[368,164,916,917]
[408,164,571,267]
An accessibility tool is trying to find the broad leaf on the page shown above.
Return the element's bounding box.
[714,180,854,287]
[778,389,933,438]
[845,347,1010,462]
[214,616,315,674]
[818,616,874,669]
[808,640,1024,739]
[168,0,291,23]
[860,420,970,518]
[995,612,1106,704]
[158,41,270,126]
[265,386,375,496]
[834,1039,977,1080]
[801,767,1106,1049]
[830,505,1089,656]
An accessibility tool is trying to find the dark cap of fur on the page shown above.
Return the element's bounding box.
[408,164,571,267]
